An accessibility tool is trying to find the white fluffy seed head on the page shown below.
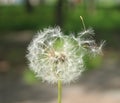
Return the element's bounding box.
[26,27,104,84]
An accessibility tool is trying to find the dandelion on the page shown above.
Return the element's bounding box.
[27,26,85,84]
[26,16,104,103]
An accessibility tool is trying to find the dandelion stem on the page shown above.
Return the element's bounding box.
[80,16,86,31]
[58,80,62,103]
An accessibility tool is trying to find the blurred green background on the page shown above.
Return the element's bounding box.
[0,0,120,72]
[0,0,120,103]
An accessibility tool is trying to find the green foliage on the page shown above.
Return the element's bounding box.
[0,5,54,31]
[0,5,120,32]
[64,7,120,33]
[23,69,40,84]
[83,55,103,70]
[0,4,119,72]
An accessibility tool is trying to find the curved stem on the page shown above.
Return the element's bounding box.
[58,80,62,103]
[80,16,86,31]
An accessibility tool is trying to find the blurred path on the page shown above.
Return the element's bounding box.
[0,53,120,103]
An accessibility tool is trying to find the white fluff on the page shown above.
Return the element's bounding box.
[26,27,104,84]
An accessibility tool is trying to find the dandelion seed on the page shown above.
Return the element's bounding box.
[26,16,105,103]
[26,26,104,84]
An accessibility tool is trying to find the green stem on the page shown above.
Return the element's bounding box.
[58,80,62,103]
[80,16,86,31]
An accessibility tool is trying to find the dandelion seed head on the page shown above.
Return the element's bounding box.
[26,27,104,84]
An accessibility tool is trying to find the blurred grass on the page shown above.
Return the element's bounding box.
[23,69,40,84]
[0,5,54,31]
[0,5,120,32]
[64,5,120,33]
[0,4,120,73]
[0,4,119,49]
[84,55,103,70]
